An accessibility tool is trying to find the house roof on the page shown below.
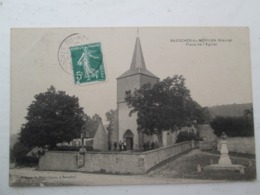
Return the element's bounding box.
[83,121,108,138]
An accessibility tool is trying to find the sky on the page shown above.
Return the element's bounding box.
[10,27,253,134]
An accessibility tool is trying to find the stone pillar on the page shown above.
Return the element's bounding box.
[138,130,144,150]
[162,131,168,147]
[191,140,195,149]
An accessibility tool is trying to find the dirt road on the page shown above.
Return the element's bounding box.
[10,167,213,186]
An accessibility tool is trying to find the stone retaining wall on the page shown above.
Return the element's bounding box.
[217,137,255,154]
[39,141,193,174]
[39,151,78,171]
[198,141,216,150]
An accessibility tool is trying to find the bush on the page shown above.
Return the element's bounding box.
[54,145,94,151]
[176,131,201,143]
[54,146,79,151]
[86,146,94,151]
[10,142,38,166]
[210,116,254,137]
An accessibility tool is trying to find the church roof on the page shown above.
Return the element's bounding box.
[117,37,159,79]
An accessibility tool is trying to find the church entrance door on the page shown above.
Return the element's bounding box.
[123,130,134,150]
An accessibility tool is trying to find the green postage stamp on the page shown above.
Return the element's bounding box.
[70,43,106,84]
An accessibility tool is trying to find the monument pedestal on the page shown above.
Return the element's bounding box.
[218,140,232,165]
[203,137,245,174]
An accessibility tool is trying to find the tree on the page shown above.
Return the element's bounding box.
[244,108,253,119]
[125,75,202,138]
[176,131,201,143]
[105,109,116,148]
[210,115,254,137]
[19,86,85,148]
[10,142,38,165]
[106,109,116,132]
[81,113,101,137]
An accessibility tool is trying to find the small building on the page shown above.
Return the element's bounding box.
[66,119,108,151]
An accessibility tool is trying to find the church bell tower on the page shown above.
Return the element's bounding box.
[116,36,159,150]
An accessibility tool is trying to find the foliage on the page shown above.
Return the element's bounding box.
[105,109,116,147]
[81,113,101,137]
[244,108,253,118]
[176,131,201,143]
[85,145,94,151]
[105,109,116,132]
[54,145,93,151]
[125,75,203,135]
[10,142,38,166]
[210,113,254,137]
[19,86,85,148]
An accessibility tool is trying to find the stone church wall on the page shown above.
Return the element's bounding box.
[117,103,139,149]
[217,137,255,154]
[139,74,159,86]
[117,74,140,103]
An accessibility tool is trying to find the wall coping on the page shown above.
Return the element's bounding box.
[141,141,191,155]
[46,141,191,156]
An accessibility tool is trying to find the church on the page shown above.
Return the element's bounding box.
[112,36,160,150]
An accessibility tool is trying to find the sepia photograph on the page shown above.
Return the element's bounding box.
[9,27,256,186]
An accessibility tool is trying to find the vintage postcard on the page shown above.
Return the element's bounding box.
[10,27,256,186]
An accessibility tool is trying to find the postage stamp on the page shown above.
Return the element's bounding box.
[70,43,106,84]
